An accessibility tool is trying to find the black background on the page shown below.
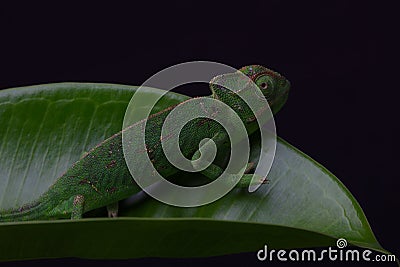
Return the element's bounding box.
[0,1,398,267]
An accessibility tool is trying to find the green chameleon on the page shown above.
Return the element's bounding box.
[0,65,290,222]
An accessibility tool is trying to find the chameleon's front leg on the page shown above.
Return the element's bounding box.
[191,134,266,188]
[199,162,266,188]
[71,195,85,219]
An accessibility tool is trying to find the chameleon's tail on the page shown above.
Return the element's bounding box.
[0,200,48,222]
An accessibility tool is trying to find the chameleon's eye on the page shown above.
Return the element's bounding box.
[255,75,272,91]
[260,82,268,89]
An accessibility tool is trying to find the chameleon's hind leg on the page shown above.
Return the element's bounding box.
[106,202,119,218]
[71,195,85,219]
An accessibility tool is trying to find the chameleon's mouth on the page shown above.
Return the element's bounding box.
[268,89,289,114]
[245,89,289,124]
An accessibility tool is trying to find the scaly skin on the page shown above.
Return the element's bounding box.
[0,65,290,222]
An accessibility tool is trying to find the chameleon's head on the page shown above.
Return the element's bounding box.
[238,65,290,114]
[210,65,290,125]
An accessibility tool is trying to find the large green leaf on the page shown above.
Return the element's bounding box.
[0,83,388,261]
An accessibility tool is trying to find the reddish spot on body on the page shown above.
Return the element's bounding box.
[107,187,117,194]
[196,118,212,127]
[73,195,84,205]
[106,160,117,169]
[210,106,220,117]
[78,179,101,193]
[160,132,174,142]
[79,178,89,185]
[137,144,150,154]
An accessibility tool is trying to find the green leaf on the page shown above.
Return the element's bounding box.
[0,83,389,261]
[0,83,187,210]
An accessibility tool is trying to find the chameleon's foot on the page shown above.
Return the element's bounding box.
[107,202,119,218]
[260,177,270,184]
[235,174,269,188]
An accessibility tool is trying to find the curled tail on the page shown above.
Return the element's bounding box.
[0,200,48,222]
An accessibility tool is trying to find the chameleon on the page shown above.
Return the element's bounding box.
[0,65,290,222]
